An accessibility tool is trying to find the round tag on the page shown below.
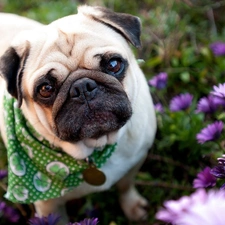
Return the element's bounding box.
[82,166,106,186]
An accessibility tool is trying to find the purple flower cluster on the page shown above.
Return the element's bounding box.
[29,215,98,225]
[192,156,225,190]
[152,82,224,114]
[196,95,225,114]
[151,43,225,224]
[194,82,225,144]
[156,188,225,225]
[149,72,194,113]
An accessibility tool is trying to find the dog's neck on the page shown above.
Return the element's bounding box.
[3,93,117,203]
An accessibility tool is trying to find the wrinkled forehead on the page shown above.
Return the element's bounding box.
[29,14,128,60]
[51,13,129,51]
[21,14,130,95]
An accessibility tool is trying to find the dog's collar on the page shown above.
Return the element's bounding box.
[3,94,117,203]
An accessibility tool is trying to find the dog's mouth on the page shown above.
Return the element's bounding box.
[79,111,126,138]
[55,108,129,142]
[52,70,132,143]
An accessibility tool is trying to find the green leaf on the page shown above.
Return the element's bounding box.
[146,56,163,68]
[180,71,190,83]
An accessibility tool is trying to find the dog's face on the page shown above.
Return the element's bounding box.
[0,6,142,158]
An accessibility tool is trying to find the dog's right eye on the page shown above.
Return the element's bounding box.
[38,83,55,98]
[100,54,128,80]
[106,58,124,75]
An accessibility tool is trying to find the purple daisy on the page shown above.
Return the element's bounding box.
[156,189,225,225]
[68,218,98,225]
[156,195,191,223]
[193,167,216,188]
[211,155,225,190]
[213,95,225,107]
[154,103,164,113]
[211,165,225,179]
[169,93,193,112]
[210,42,225,56]
[196,95,225,114]
[211,83,225,99]
[148,72,168,89]
[196,121,224,144]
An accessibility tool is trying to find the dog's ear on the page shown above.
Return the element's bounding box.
[79,6,142,48]
[0,45,29,107]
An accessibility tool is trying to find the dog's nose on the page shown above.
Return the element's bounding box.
[70,78,97,101]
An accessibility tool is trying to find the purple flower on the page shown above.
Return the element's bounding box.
[29,213,61,225]
[148,72,168,89]
[0,201,20,223]
[0,169,8,180]
[196,95,225,114]
[193,167,216,188]
[154,103,164,113]
[213,96,225,107]
[156,189,225,225]
[211,155,225,189]
[156,195,192,223]
[211,165,225,179]
[169,93,193,112]
[196,121,224,144]
[211,83,225,99]
[210,42,225,56]
[68,218,98,225]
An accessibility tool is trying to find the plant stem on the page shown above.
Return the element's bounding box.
[135,180,193,191]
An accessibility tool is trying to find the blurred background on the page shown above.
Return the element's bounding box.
[1,0,225,224]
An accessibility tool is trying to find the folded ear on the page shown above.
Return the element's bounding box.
[79,6,142,48]
[0,45,29,107]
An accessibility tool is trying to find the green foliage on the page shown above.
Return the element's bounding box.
[1,0,225,224]
[1,0,78,23]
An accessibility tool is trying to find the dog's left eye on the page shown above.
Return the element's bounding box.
[39,83,55,98]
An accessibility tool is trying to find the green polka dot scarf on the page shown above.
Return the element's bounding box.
[3,94,117,203]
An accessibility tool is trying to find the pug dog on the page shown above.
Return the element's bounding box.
[0,5,156,223]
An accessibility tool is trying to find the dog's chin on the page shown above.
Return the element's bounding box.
[56,132,118,160]
[83,131,118,148]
